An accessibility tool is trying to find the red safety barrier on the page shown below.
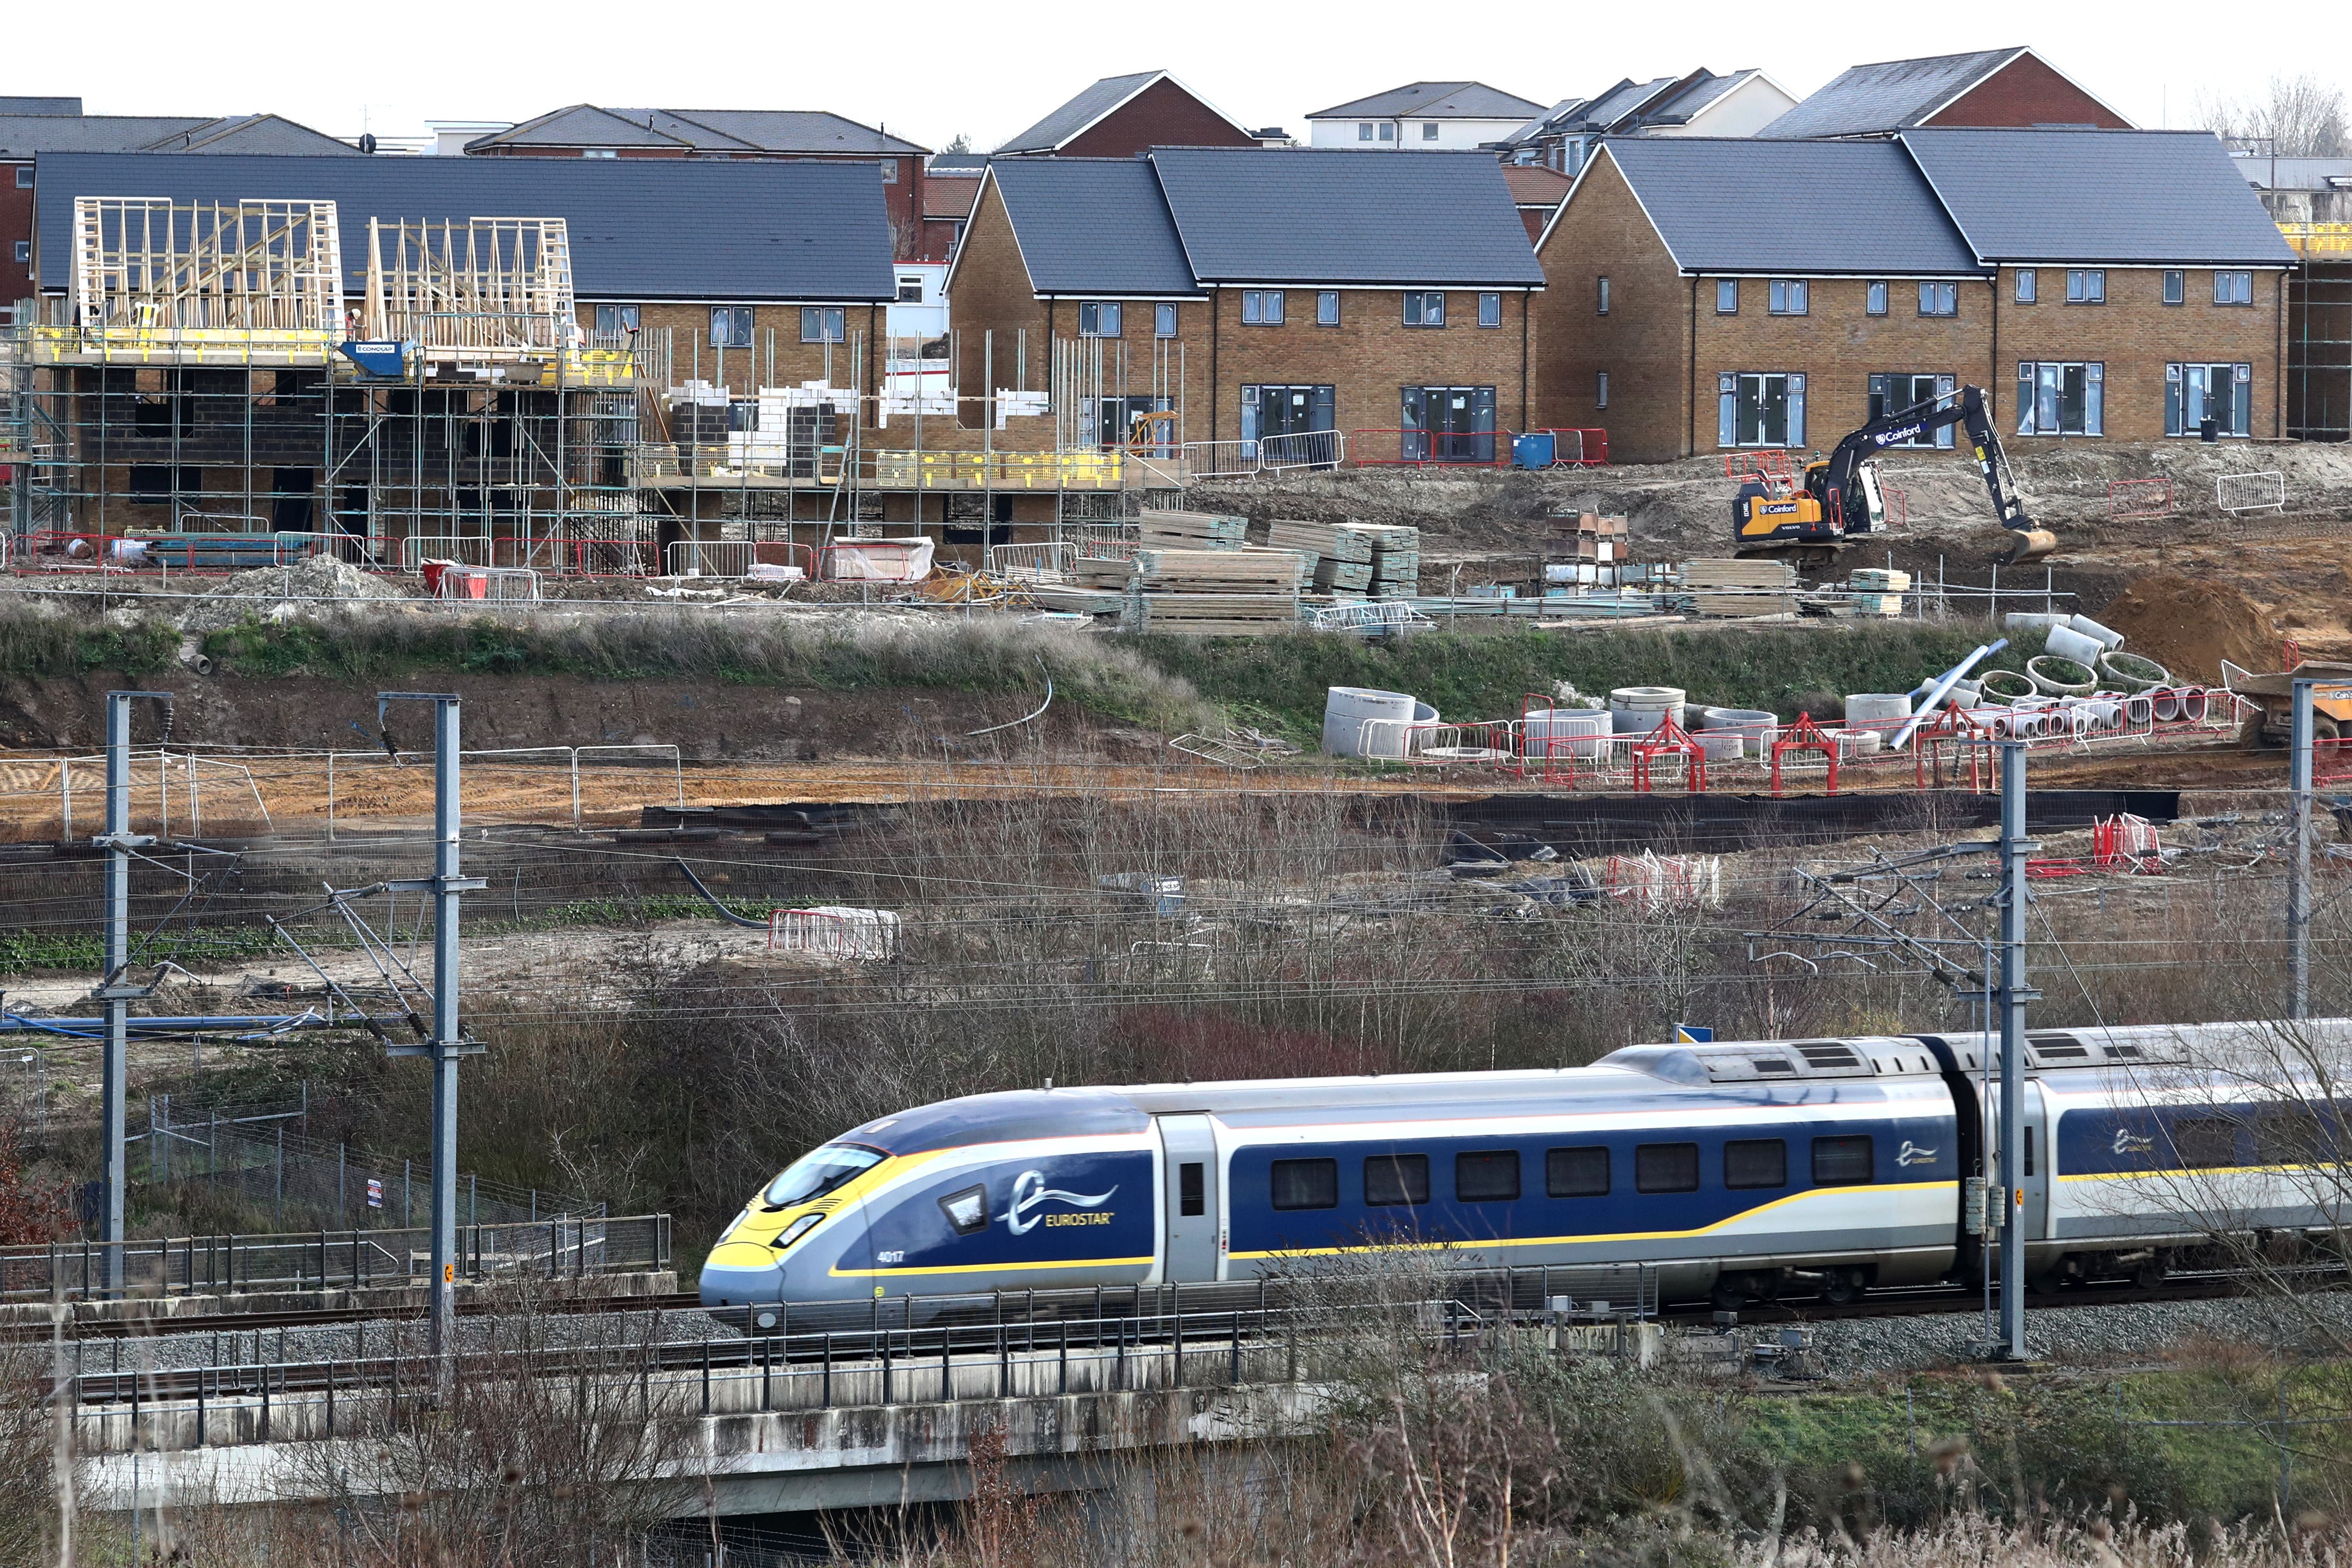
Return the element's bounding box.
[1347,429,1509,469]
[2106,477,2175,520]
[1521,428,1611,467]
[1770,713,1840,798]
[2091,813,2163,874]
[1631,711,1706,794]
[1910,704,1998,792]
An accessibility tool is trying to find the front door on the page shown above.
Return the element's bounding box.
[1156,1113,1221,1283]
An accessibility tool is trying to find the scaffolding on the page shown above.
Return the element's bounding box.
[2,194,1201,576]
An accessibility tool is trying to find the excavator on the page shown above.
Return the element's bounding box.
[1732,384,2057,566]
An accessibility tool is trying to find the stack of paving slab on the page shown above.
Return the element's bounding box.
[1683,557,1799,618]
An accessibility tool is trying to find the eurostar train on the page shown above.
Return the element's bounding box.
[699,1019,2352,1322]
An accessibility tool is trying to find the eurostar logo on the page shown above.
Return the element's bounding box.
[1896,1140,1938,1167]
[2113,1130,2156,1156]
[1000,1169,1118,1235]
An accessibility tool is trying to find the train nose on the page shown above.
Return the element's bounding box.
[698,1241,785,1314]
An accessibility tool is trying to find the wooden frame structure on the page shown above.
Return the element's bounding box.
[361,216,575,356]
[70,197,343,336]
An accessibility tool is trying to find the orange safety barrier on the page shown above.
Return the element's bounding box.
[1521,428,1611,467]
[2091,813,2163,873]
[2107,477,2175,520]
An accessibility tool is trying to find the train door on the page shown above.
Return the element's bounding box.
[1156,1114,1222,1283]
[2021,1082,2052,1244]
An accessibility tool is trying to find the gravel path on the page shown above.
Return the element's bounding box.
[1810,1291,2352,1378]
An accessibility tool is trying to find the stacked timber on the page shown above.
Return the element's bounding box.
[1266,520,1376,596]
[1552,511,1629,562]
[1133,547,1301,636]
[1359,524,1421,596]
[1139,510,1250,549]
[1683,557,1799,618]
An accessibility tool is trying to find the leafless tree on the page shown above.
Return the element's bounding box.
[2199,74,2349,158]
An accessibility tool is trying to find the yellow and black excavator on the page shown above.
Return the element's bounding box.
[1732,384,2057,566]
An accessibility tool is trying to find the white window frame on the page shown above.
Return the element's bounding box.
[895,275,925,304]
[1241,290,1284,325]
[1403,292,1446,328]
[13,166,30,190]
[2015,268,2037,304]
[1768,279,1808,316]
[1866,281,1888,316]
[2166,361,2254,437]
[2065,269,2106,304]
[1715,279,1738,315]
[12,240,28,265]
[878,159,898,183]
[1477,292,1502,328]
[1421,122,1440,141]
[1716,371,1805,449]
[1078,300,1122,337]
[1358,122,1374,142]
[1316,291,1340,326]
[2015,360,2104,437]
[581,148,617,159]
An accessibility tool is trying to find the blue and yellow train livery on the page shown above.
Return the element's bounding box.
[699,1019,2352,1321]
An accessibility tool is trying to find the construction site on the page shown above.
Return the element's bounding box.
[14,135,2352,1568]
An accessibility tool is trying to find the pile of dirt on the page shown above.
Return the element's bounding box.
[2094,571,2282,684]
[174,555,414,632]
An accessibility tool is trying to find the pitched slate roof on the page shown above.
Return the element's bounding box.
[982,158,1198,295]
[1759,48,2027,139]
[997,71,1160,155]
[1591,137,1980,275]
[1901,129,2299,265]
[33,152,896,301]
[0,112,351,157]
[1149,148,1543,285]
[0,98,82,116]
[1308,82,1547,122]
[468,105,924,156]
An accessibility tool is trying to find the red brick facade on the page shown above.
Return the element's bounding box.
[1,161,33,321]
[1047,77,1258,159]
[1924,53,2130,130]
[1537,148,2287,461]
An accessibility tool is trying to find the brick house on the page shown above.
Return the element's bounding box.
[462,106,937,260]
[31,153,894,544]
[993,71,1264,160]
[1504,166,1571,244]
[1536,130,2295,461]
[1,107,351,325]
[1759,47,2130,139]
[946,148,1543,461]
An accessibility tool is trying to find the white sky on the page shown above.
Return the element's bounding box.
[11,0,2348,152]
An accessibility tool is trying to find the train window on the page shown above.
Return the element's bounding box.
[1546,1146,1609,1197]
[2023,1129,2034,1178]
[1811,1135,1874,1186]
[1365,1154,1430,1207]
[1179,1163,1205,1217]
[762,1144,884,1209]
[1270,1159,1338,1210]
[938,1184,990,1235]
[1456,1150,1521,1202]
[1724,1139,1786,1190]
[1635,1143,1699,1193]
[2257,1111,2323,1165]
[2174,1119,2239,1169]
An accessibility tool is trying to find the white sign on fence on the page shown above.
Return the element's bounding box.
[366,1178,384,1209]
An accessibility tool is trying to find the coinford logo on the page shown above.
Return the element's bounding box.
[1001,1169,1118,1234]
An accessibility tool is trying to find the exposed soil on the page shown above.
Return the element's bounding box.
[2094,574,2285,684]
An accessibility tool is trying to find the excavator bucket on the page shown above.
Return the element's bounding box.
[1997,528,2058,566]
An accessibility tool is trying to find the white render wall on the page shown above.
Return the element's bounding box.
[1307,116,1531,149]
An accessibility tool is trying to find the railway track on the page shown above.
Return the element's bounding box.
[9,1290,705,1342]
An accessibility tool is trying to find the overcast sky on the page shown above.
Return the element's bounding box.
[13,0,2347,152]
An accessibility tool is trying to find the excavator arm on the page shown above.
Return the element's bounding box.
[1816,385,2055,564]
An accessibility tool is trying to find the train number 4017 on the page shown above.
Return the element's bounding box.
[876,1250,906,1265]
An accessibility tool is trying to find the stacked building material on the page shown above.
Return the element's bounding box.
[1133,547,1300,636]
[1554,511,1629,563]
[1139,510,1250,548]
[1266,520,1376,597]
[1834,567,1910,617]
[1683,558,1799,618]
[1358,524,1421,596]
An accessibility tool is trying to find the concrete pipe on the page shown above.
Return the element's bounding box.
[1979,669,2036,706]
[1323,687,1420,757]
[1697,732,1746,761]
[2182,687,2210,722]
[2151,688,2183,722]
[2025,655,2098,696]
[2043,624,2106,667]
[2098,650,2170,693]
[1843,693,1913,725]
[2065,613,2126,652]
[1524,708,1613,759]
